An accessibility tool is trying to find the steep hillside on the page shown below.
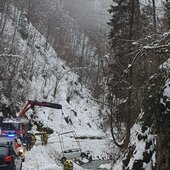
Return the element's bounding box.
[0,8,112,169]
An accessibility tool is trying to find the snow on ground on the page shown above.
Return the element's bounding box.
[98,163,112,170]
[2,9,112,169]
[22,146,62,170]
[22,144,85,170]
[111,119,156,170]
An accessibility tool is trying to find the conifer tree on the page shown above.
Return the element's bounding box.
[163,0,170,30]
[106,0,142,148]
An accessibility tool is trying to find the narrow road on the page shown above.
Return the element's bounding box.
[81,160,111,170]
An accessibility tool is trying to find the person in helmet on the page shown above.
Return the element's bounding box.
[26,133,32,151]
[43,132,48,145]
[64,160,73,170]
[31,133,36,148]
[41,130,48,145]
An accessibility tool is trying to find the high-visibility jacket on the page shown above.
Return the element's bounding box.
[64,160,73,170]
[40,132,48,145]
[31,134,36,144]
[43,133,48,140]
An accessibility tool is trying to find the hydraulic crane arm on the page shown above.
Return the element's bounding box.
[18,100,62,117]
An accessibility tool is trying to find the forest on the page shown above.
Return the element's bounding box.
[0,0,170,169]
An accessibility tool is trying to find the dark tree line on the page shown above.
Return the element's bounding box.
[1,0,170,168]
[106,0,170,169]
[106,0,155,148]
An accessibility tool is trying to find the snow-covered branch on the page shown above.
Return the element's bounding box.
[0,54,21,58]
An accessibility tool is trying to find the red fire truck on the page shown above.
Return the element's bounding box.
[0,100,62,136]
[1,118,28,135]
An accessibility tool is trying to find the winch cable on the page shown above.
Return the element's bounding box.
[59,109,82,151]
[59,109,65,153]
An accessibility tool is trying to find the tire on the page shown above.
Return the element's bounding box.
[80,152,86,158]
[22,157,25,162]
[20,162,22,170]
[88,156,92,162]
[12,161,16,170]
[12,165,16,170]
[61,157,67,163]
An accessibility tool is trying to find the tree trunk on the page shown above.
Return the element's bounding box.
[0,2,9,36]
[10,5,20,54]
[152,0,157,32]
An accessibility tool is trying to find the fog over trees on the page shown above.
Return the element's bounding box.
[16,0,111,100]
[1,0,170,169]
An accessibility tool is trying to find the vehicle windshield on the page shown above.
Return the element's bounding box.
[63,148,80,153]
[0,146,8,155]
[2,123,20,130]
[0,136,14,144]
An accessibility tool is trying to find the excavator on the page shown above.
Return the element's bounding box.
[0,100,62,136]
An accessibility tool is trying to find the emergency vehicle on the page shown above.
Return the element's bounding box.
[0,100,62,136]
[1,118,29,136]
[0,134,25,162]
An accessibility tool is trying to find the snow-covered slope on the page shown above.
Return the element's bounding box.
[111,120,156,170]
[1,10,111,170]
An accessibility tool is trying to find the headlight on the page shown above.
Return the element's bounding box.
[19,148,24,153]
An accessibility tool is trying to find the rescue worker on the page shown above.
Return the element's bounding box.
[31,133,36,148]
[21,133,26,144]
[64,160,73,170]
[41,131,48,145]
[43,132,48,145]
[26,132,32,151]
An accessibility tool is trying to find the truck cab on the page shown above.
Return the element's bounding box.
[1,118,29,136]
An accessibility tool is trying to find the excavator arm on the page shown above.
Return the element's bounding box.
[18,100,62,117]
